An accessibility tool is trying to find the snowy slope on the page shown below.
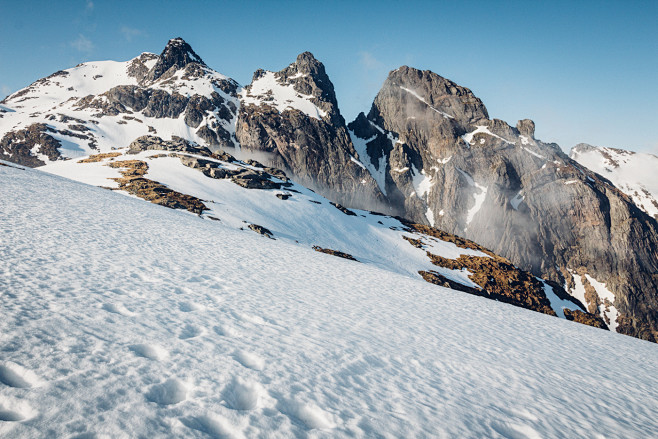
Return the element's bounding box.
[2,163,657,438]
[41,148,488,289]
[570,143,658,220]
[0,48,239,162]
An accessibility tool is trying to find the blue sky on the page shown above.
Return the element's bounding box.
[1,0,656,153]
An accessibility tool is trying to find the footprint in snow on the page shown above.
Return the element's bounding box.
[222,377,264,411]
[179,324,205,339]
[276,399,337,431]
[179,301,205,312]
[0,396,36,422]
[101,302,135,316]
[213,324,238,337]
[0,362,42,388]
[146,378,188,405]
[129,344,168,361]
[180,414,243,439]
[234,350,265,371]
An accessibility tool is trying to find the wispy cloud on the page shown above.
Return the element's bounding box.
[359,51,384,71]
[120,26,143,42]
[70,34,94,52]
[86,0,94,11]
[1,85,12,97]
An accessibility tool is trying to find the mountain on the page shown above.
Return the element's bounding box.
[39,135,603,329]
[0,37,240,166]
[570,143,658,220]
[1,38,656,342]
[345,67,658,342]
[236,52,387,211]
[2,161,657,438]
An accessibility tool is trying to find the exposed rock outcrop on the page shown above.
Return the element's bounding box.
[236,52,389,212]
[0,123,62,167]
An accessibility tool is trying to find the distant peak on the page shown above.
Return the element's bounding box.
[296,51,318,63]
[146,37,206,82]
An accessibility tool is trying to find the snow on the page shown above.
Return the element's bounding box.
[28,144,50,164]
[348,130,387,195]
[564,180,578,185]
[522,146,545,159]
[2,164,657,438]
[240,71,326,120]
[585,275,620,332]
[399,86,453,119]
[540,280,581,319]
[510,190,524,210]
[0,53,240,157]
[462,126,514,146]
[567,272,619,331]
[571,145,658,219]
[437,156,452,164]
[456,168,488,228]
[41,150,486,283]
[425,207,434,227]
[411,164,433,199]
[349,155,366,170]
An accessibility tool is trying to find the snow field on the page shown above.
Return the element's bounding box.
[1,164,657,438]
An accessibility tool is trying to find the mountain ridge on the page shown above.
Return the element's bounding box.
[1,38,656,342]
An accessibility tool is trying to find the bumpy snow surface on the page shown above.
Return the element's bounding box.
[1,164,657,438]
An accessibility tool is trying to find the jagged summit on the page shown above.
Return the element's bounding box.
[146,37,206,82]
[373,66,489,128]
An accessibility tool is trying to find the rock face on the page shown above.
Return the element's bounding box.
[348,67,658,342]
[570,143,658,221]
[0,123,62,166]
[235,52,389,212]
[146,37,206,83]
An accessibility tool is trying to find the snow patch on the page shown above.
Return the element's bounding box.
[241,71,326,120]
[399,86,453,119]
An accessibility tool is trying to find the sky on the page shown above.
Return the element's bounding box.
[1,0,656,153]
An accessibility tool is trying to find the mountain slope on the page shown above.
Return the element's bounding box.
[1,163,657,438]
[38,135,601,327]
[347,67,658,342]
[1,39,656,342]
[570,143,658,221]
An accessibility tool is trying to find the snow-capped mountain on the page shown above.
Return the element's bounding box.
[1,38,657,343]
[0,37,239,166]
[2,161,657,438]
[570,143,658,220]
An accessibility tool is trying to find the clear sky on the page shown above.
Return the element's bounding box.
[1,0,656,153]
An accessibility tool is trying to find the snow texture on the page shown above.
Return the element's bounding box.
[1,164,657,438]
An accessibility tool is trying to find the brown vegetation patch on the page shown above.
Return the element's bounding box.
[424,251,556,316]
[563,309,608,329]
[400,220,498,257]
[77,152,122,163]
[107,160,207,214]
[312,246,358,261]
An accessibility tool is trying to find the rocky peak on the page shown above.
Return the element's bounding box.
[376,66,489,129]
[278,51,339,112]
[516,119,535,138]
[146,37,206,83]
